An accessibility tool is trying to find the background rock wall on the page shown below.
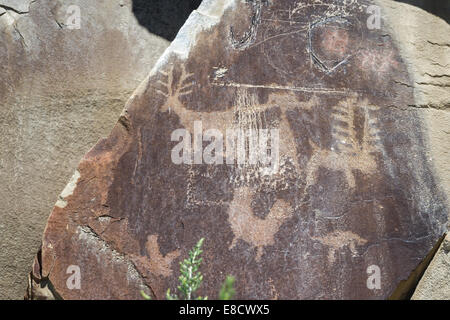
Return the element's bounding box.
[0,0,172,299]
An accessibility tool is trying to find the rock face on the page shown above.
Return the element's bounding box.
[412,234,450,300]
[0,0,170,299]
[29,0,449,299]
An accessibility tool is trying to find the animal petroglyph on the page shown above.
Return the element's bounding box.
[156,65,234,135]
[228,187,293,261]
[156,64,308,171]
[135,235,180,278]
[312,230,368,264]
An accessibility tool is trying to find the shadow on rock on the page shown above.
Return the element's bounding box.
[132,0,202,41]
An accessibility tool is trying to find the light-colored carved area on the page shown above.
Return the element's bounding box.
[267,277,279,300]
[305,97,380,189]
[157,64,194,114]
[228,89,286,178]
[156,65,235,134]
[134,235,180,278]
[228,187,293,261]
[157,65,324,170]
[290,0,362,18]
[156,65,309,172]
[358,46,399,83]
[312,230,368,264]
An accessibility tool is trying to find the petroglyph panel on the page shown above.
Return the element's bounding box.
[31,0,448,300]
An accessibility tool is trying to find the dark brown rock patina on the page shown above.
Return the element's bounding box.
[29,0,448,299]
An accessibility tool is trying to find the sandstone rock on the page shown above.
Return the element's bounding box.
[0,0,170,299]
[0,0,34,13]
[378,0,450,210]
[29,0,448,299]
[380,0,450,300]
[412,234,450,300]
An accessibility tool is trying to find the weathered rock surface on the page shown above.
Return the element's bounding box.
[378,0,450,211]
[0,0,170,299]
[29,0,449,299]
[412,234,450,300]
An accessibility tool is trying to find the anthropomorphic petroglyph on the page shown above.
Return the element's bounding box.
[305,97,380,189]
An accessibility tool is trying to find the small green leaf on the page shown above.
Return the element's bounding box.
[219,276,236,300]
[140,290,152,300]
[166,288,178,300]
[142,238,237,301]
[168,237,206,300]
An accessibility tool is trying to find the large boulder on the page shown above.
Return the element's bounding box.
[28,0,449,299]
[0,0,170,299]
